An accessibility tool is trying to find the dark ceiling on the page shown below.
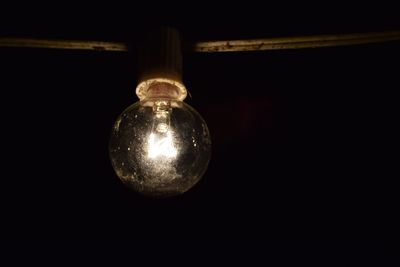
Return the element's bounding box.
[0,3,395,263]
[2,2,400,41]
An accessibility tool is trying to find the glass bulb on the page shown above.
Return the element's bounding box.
[109,87,211,197]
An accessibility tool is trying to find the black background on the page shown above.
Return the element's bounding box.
[0,2,397,264]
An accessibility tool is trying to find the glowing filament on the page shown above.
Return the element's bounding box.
[147,131,177,159]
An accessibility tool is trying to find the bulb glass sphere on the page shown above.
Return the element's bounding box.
[109,86,211,197]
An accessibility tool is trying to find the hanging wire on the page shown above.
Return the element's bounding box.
[0,31,399,53]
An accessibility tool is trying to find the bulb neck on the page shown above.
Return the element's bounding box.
[136,27,187,101]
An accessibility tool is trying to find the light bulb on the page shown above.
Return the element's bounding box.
[109,27,211,197]
[109,83,211,197]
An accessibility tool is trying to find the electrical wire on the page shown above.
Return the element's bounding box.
[0,31,399,53]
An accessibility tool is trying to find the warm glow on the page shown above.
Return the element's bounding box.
[147,131,177,159]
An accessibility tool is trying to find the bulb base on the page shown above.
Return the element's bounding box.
[136,27,187,101]
[136,78,187,101]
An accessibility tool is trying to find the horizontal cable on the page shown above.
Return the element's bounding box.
[193,31,400,52]
[0,31,399,53]
[0,38,127,51]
